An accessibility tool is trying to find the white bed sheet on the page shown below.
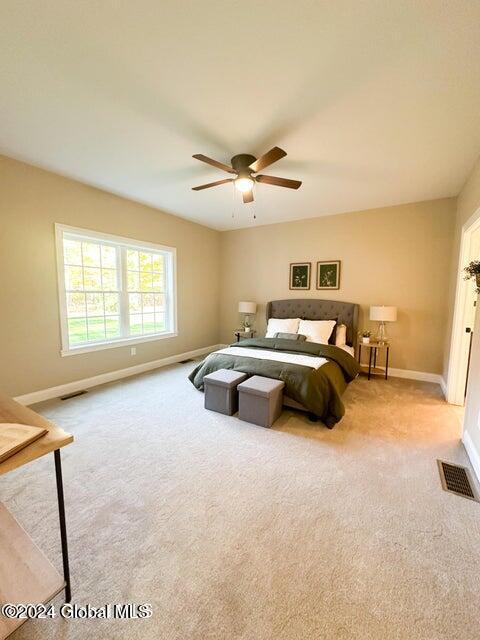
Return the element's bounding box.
[214,347,327,370]
[338,344,355,357]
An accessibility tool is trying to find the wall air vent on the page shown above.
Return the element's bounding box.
[437,460,478,502]
[60,390,87,401]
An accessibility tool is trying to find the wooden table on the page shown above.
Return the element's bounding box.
[357,341,390,380]
[0,392,73,639]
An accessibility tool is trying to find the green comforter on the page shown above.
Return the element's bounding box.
[188,338,360,427]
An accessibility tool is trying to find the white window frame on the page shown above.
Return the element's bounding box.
[55,224,177,356]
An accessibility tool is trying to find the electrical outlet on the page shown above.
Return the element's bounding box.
[130,347,136,356]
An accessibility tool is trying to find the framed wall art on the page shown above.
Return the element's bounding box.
[316,261,341,290]
[289,262,311,290]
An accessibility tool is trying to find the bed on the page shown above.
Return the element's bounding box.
[189,299,360,427]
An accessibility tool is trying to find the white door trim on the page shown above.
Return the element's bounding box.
[446,207,480,406]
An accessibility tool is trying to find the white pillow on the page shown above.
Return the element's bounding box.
[265,318,300,338]
[335,323,347,346]
[298,319,336,344]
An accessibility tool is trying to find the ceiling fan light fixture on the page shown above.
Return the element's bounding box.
[192,147,301,205]
[235,176,254,193]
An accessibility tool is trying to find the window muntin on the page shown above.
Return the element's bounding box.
[56,226,176,354]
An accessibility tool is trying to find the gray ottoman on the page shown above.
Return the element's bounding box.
[238,376,285,428]
[204,369,248,415]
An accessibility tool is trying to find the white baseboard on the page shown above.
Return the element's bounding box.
[387,367,443,385]
[439,376,447,398]
[462,429,480,484]
[14,344,223,406]
[359,359,443,385]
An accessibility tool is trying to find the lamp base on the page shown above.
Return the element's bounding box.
[376,321,387,344]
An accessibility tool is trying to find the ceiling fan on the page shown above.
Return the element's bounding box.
[191,146,302,203]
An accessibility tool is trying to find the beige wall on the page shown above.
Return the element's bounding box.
[220,199,456,374]
[0,153,459,398]
[0,155,220,397]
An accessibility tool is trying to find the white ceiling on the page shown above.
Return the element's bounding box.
[1,1,480,230]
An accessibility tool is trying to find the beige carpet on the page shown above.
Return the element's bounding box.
[3,363,480,640]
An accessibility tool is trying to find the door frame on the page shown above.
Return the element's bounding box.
[446,206,480,405]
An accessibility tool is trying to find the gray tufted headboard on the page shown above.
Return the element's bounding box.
[266,299,359,347]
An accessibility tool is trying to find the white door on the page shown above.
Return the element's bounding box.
[463,300,480,481]
[462,227,480,399]
[464,291,477,398]
[448,213,480,406]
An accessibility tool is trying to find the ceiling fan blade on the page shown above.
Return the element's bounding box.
[192,154,235,174]
[192,178,233,191]
[249,147,287,173]
[255,174,302,189]
[243,190,254,203]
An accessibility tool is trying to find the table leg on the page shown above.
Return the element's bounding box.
[54,449,72,602]
[373,347,377,368]
[358,344,362,364]
[385,346,389,380]
[368,348,373,380]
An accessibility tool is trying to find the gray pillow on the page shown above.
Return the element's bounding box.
[274,332,307,341]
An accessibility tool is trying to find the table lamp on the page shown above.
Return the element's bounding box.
[369,306,397,343]
[238,301,257,331]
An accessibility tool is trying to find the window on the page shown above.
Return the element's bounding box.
[56,225,176,355]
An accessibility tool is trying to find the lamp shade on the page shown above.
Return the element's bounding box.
[370,306,397,322]
[238,301,257,314]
